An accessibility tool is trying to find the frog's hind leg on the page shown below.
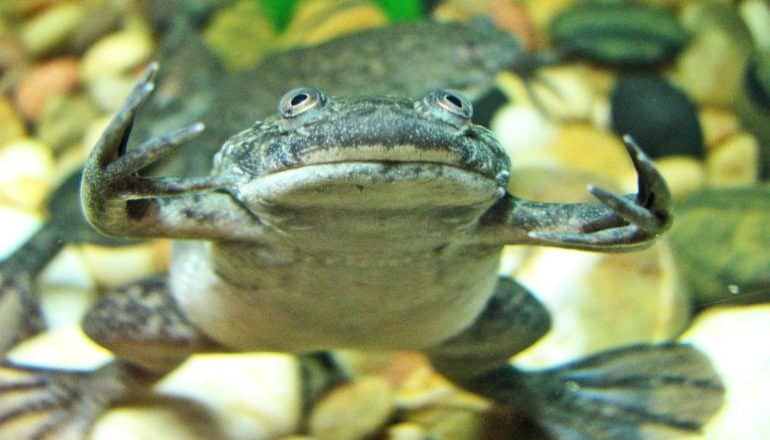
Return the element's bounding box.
[426,276,725,439]
[0,276,221,438]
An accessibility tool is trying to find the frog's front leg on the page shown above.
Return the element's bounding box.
[476,136,672,251]
[81,63,265,241]
[426,277,724,439]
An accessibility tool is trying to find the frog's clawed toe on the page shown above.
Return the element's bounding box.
[581,135,671,245]
[0,361,130,439]
[84,63,221,200]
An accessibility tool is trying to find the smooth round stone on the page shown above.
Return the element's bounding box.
[93,404,219,440]
[19,2,87,56]
[0,96,26,145]
[277,0,388,49]
[669,186,770,306]
[705,132,759,187]
[7,326,112,370]
[202,0,275,70]
[682,305,770,439]
[700,106,741,149]
[157,353,301,440]
[740,0,770,51]
[0,137,55,209]
[308,375,395,440]
[37,93,100,151]
[491,103,558,158]
[14,57,80,120]
[80,29,154,81]
[676,2,754,106]
[652,156,705,199]
[78,241,169,289]
[611,74,704,158]
[511,241,689,368]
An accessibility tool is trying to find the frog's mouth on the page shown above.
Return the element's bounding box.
[236,158,506,211]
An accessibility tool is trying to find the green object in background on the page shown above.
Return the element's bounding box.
[376,0,422,21]
[669,186,770,307]
[258,0,422,30]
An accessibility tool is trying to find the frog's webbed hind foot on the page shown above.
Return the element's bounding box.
[0,360,134,439]
[467,344,725,439]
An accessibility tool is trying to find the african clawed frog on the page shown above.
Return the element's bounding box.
[0,64,724,439]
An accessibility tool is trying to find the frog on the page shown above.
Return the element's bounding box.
[0,7,553,354]
[0,63,723,439]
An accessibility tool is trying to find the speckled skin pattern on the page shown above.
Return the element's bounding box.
[0,7,724,439]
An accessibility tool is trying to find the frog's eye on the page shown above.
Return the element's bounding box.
[431,89,473,120]
[279,87,327,118]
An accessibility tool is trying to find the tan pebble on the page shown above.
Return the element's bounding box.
[433,0,538,49]
[309,375,395,440]
[0,205,43,259]
[86,73,136,111]
[739,0,770,51]
[682,305,770,439]
[705,132,759,187]
[202,0,274,70]
[39,285,97,330]
[525,0,573,35]
[644,156,705,199]
[39,245,95,291]
[525,65,595,121]
[80,29,153,80]
[491,102,559,159]
[7,326,113,369]
[93,405,216,440]
[0,96,26,144]
[37,93,100,151]
[278,0,387,48]
[78,241,169,288]
[547,123,634,183]
[513,242,688,368]
[405,407,488,439]
[700,106,741,149]
[0,137,55,209]
[20,2,87,56]
[395,364,456,410]
[15,57,79,120]
[157,353,300,439]
[387,422,426,440]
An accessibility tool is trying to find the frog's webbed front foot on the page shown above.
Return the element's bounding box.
[81,63,263,241]
[478,135,672,251]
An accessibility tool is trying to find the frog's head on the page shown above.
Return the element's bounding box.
[213,87,511,214]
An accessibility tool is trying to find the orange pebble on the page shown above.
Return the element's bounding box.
[15,56,80,120]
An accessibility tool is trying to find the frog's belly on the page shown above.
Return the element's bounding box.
[169,242,500,352]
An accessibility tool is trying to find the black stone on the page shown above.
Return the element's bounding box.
[610,74,704,158]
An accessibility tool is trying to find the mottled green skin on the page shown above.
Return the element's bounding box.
[136,17,524,176]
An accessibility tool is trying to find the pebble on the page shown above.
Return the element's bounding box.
[700,106,741,149]
[93,405,219,440]
[202,0,275,71]
[78,241,169,289]
[682,305,770,439]
[309,375,395,440]
[740,0,770,51]
[432,0,538,49]
[610,74,704,159]
[79,29,153,81]
[0,205,42,260]
[0,137,55,209]
[526,65,596,121]
[705,132,759,187]
[402,407,488,439]
[7,326,112,370]
[669,186,770,306]
[511,242,689,368]
[14,57,79,120]
[675,1,754,106]
[652,156,705,199]
[37,92,100,151]
[85,74,136,112]
[490,102,558,160]
[19,1,87,56]
[0,96,26,145]
[157,353,300,440]
[277,0,388,49]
